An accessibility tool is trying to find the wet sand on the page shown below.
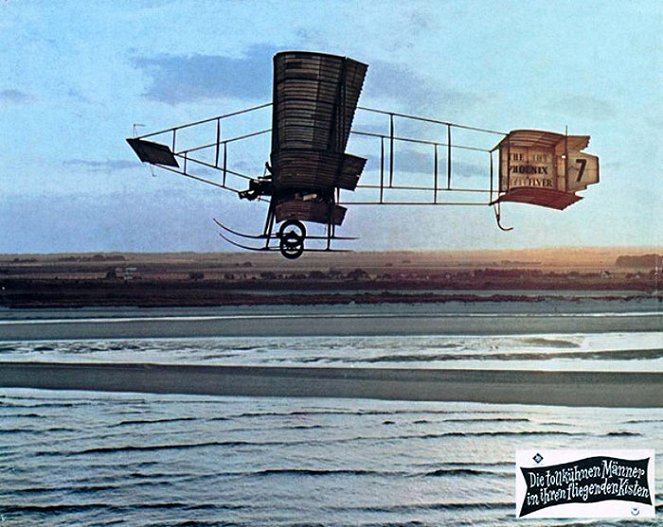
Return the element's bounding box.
[1,361,661,407]
[1,310,662,340]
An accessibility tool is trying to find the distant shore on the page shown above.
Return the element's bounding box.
[1,249,660,309]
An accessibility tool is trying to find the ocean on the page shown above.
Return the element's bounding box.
[1,299,661,526]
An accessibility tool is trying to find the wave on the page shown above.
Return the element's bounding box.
[0,400,95,409]
[2,412,48,419]
[246,468,400,477]
[23,441,252,458]
[229,408,512,419]
[312,430,639,444]
[110,417,200,427]
[329,501,513,513]
[5,483,120,495]
[521,337,581,348]
[0,394,144,403]
[125,473,177,484]
[420,461,512,467]
[75,441,253,455]
[356,522,430,527]
[0,502,247,515]
[417,468,509,478]
[442,417,530,423]
[27,429,594,457]
[229,409,408,418]
[311,347,663,363]
[0,427,76,435]
[0,460,161,476]
[32,345,56,351]
[535,522,660,527]
[389,430,587,439]
[146,521,252,527]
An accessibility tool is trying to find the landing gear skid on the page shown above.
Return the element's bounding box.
[213,218,355,259]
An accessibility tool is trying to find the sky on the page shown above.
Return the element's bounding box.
[1,0,661,254]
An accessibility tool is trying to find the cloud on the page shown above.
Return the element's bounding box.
[352,119,444,139]
[0,89,33,104]
[547,95,617,121]
[64,159,137,172]
[364,148,485,178]
[130,46,482,118]
[452,160,486,178]
[365,148,433,175]
[0,188,260,253]
[363,60,484,113]
[130,43,280,104]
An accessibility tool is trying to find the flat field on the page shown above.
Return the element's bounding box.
[0,247,660,307]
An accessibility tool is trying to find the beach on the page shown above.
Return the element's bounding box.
[1,300,661,406]
[1,299,661,340]
[1,299,662,525]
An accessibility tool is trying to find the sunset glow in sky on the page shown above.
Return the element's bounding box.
[1,0,661,253]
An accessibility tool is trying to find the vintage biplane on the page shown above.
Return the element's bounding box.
[127,51,599,259]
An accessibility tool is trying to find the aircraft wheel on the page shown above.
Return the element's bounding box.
[278,220,306,259]
[280,232,304,259]
[278,220,306,241]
